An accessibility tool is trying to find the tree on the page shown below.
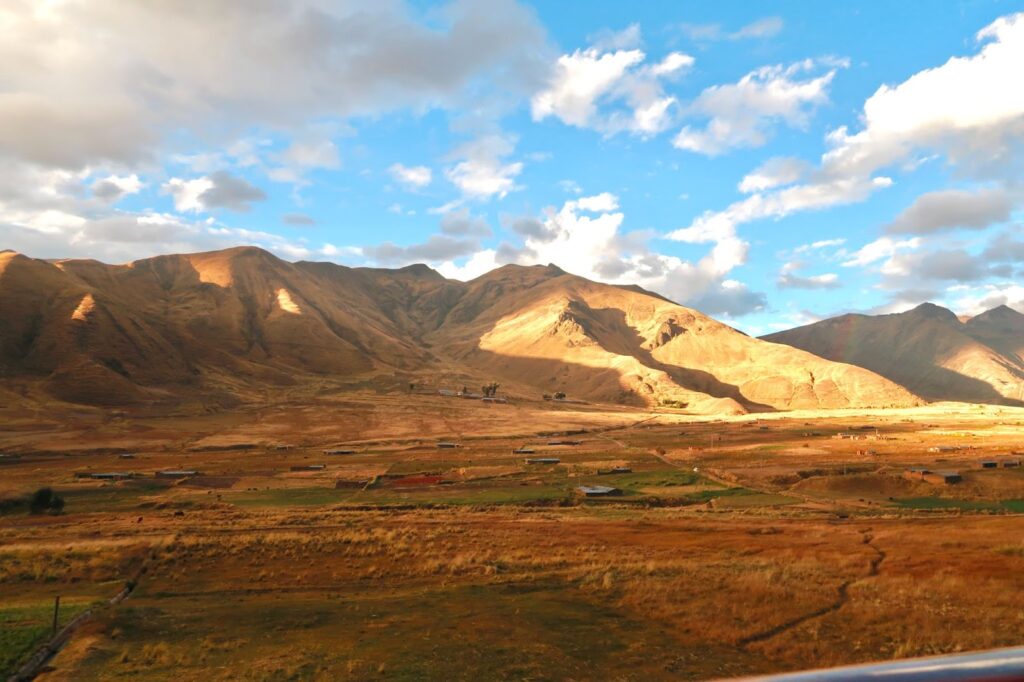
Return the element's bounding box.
[29,487,64,514]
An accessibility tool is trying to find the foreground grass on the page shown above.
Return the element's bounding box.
[0,598,94,677]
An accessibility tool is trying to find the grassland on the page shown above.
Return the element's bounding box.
[2,395,1024,679]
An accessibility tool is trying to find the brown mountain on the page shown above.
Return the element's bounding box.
[0,246,918,413]
[763,303,1024,405]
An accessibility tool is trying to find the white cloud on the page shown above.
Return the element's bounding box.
[531,27,693,136]
[674,59,846,156]
[91,174,145,202]
[822,13,1024,181]
[163,177,214,213]
[684,13,1024,271]
[431,192,764,316]
[950,284,1024,317]
[738,157,809,193]
[445,134,523,200]
[841,236,921,268]
[389,163,433,189]
[162,172,266,213]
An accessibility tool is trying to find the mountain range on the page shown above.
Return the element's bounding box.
[0,246,920,414]
[763,302,1024,406]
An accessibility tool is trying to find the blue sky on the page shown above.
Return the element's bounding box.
[2,1,1023,334]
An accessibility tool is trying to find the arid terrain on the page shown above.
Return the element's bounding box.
[3,387,1024,680]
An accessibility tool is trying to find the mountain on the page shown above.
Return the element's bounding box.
[763,303,1024,405]
[0,247,919,413]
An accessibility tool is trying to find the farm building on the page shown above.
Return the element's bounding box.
[155,470,199,479]
[437,389,456,397]
[980,461,998,469]
[547,439,582,446]
[904,467,961,485]
[290,464,326,471]
[511,448,535,454]
[1003,459,1021,468]
[928,446,960,453]
[436,442,461,449]
[482,396,508,403]
[272,444,294,451]
[599,466,633,475]
[323,448,356,455]
[118,453,136,459]
[577,485,621,497]
[526,457,561,465]
[924,470,962,485]
[75,472,136,480]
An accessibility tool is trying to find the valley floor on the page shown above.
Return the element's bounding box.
[2,393,1023,680]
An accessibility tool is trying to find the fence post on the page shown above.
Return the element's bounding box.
[52,595,60,635]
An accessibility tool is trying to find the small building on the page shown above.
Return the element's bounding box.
[526,457,561,465]
[482,396,508,403]
[76,471,135,480]
[980,460,998,469]
[118,453,137,459]
[272,444,294,451]
[903,467,931,481]
[598,466,632,475]
[857,449,878,456]
[436,442,461,449]
[511,448,535,454]
[577,485,621,497]
[928,446,960,453]
[290,464,326,471]
[547,440,582,446]
[1002,459,1022,468]
[155,470,199,479]
[324,448,356,455]
[438,389,456,397]
[923,470,962,485]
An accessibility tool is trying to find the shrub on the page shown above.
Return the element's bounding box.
[28,488,65,515]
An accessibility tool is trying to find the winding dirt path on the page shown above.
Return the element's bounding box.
[738,528,887,648]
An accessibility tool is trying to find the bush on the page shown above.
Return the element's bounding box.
[29,488,65,515]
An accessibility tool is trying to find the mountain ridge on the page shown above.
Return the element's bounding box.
[0,246,920,413]
[764,302,1024,405]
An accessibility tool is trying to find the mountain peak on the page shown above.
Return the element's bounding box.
[907,302,958,322]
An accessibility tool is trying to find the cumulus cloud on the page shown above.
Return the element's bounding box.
[885,187,1014,234]
[531,27,693,136]
[428,192,766,317]
[673,59,845,156]
[389,163,433,190]
[164,172,267,213]
[91,174,144,202]
[842,236,921,268]
[444,134,523,200]
[684,12,1024,268]
[950,284,1024,316]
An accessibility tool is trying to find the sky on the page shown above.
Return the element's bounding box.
[2,0,1024,335]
